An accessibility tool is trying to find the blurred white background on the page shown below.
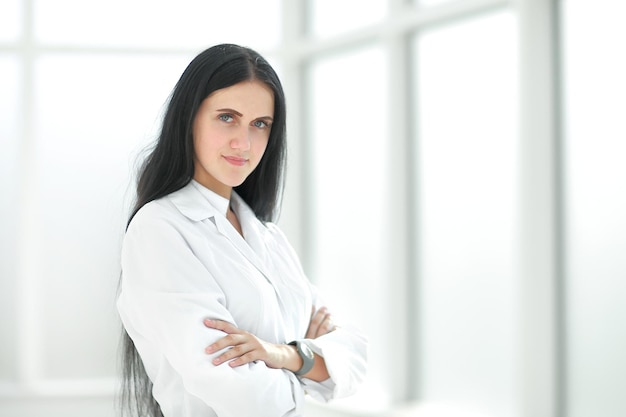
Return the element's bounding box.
[1,0,625,416]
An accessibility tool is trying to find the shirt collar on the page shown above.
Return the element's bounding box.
[190,180,230,218]
[167,180,230,222]
[168,181,273,275]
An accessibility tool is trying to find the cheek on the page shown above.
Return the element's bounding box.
[193,130,221,158]
[192,137,207,161]
[253,134,270,157]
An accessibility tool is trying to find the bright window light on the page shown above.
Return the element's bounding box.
[563,2,626,416]
[414,10,518,417]
[308,45,391,410]
[309,0,386,38]
[0,0,21,42]
[34,0,281,49]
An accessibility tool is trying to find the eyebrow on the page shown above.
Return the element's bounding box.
[216,108,273,121]
[216,108,243,117]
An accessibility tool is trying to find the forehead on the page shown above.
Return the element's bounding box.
[205,80,274,114]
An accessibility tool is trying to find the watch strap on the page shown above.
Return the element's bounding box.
[288,340,315,376]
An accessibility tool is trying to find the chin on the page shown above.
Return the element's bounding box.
[228,178,248,188]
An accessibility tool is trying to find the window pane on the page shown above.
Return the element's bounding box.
[413,11,518,416]
[563,2,626,417]
[31,53,193,379]
[34,0,280,49]
[308,46,389,409]
[0,55,20,381]
[308,0,386,38]
[0,0,20,42]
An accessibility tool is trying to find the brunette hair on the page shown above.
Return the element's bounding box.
[120,43,287,417]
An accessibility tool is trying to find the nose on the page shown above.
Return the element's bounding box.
[230,127,251,151]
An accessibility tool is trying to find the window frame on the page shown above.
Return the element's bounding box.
[280,0,564,415]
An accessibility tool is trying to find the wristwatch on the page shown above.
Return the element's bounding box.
[288,340,315,376]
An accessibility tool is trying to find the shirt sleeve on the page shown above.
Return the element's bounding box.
[300,286,369,402]
[265,223,369,402]
[117,207,304,417]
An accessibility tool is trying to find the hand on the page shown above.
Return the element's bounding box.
[203,319,290,369]
[305,306,336,339]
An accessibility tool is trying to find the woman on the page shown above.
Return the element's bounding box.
[117,44,367,417]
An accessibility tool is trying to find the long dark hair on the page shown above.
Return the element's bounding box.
[119,44,287,417]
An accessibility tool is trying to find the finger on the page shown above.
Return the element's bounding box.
[228,350,259,367]
[304,306,316,338]
[213,340,261,367]
[204,319,240,334]
[311,307,329,331]
[317,314,335,337]
[305,311,320,339]
[205,333,244,355]
[305,307,328,339]
[211,341,248,366]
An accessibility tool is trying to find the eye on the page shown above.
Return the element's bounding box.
[218,114,234,123]
[253,120,270,129]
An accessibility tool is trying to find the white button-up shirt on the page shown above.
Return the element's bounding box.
[117,180,367,417]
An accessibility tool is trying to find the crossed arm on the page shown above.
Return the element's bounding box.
[203,306,335,382]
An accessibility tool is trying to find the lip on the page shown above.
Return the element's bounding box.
[223,155,248,166]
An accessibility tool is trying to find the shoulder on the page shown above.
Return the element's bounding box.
[127,182,215,233]
[127,197,182,234]
[125,187,209,250]
[123,202,183,259]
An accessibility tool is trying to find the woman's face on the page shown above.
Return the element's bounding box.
[192,80,274,199]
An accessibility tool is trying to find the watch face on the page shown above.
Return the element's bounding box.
[300,342,314,360]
